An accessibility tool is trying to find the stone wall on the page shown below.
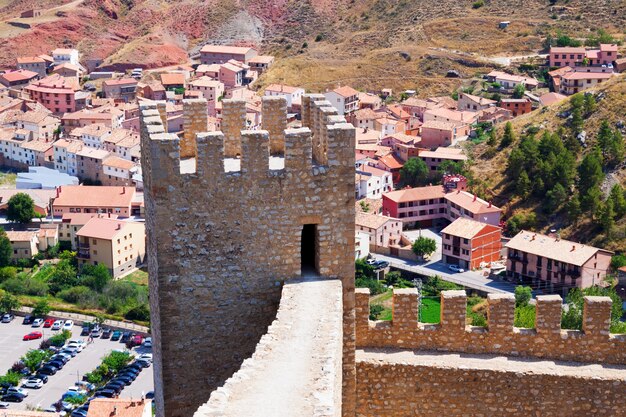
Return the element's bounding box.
[356,288,626,365]
[356,349,626,417]
[221,98,246,157]
[181,99,208,158]
[194,277,343,417]
[139,94,356,417]
[261,96,287,155]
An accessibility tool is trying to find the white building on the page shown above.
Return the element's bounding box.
[52,48,80,66]
[355,231,371,260]
[78,123,111,148]
[53,139,82,175]
[355,164,393,200]
[264,84,305,108]
[324,86,360,115]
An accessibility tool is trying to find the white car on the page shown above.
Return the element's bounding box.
[66,386,87,396]
[31,318,44,327]
[63,320,74,331]
[142,337,152,348]
[0,402,8,409]
[67,342,84,352]
[7,387,28,397]
[51,320,64,330]
[448,265,465,273]
[22,379,43,389]
[137,353,153,362]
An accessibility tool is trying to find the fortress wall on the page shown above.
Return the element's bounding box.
[140,95,356,417]
[356,288,626,364]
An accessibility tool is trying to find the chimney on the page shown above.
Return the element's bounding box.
[488,201,491,208]
[108,212,111,218]
[457,189,460,194]
[122,186,125,194]
[116,223,121,230]
[473,194,477,202]
[571,245,575,252]
[531,234,535,241]
[56,187,59,198]
[110,406,117,416]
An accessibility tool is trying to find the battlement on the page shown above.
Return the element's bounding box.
[356,288,626,365]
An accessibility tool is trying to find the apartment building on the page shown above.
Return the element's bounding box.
[324,86,360,115]
[355,211,402,250]
[264,84,305,109]
[200,45,258,65]
[52,185,138,217]
[441,217,501,270]
[59,212,119,250]
[355,164,393,199]
[76,147,109,183]
[505,230,613,295]
[76,217,145,278]
[16,56,47,78]
[102,156,135,186]
[499,98,532,117]
[24,75,81,114]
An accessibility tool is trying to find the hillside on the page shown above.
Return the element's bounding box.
[468,75,626,252]
[0,0,624,87]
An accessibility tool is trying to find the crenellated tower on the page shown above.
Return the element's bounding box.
[140,96,356,417]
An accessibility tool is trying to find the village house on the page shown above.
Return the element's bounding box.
[102,78,138,102]
[20,8,43,18]
[52,185,139,217]
[0,189,55,216]
[355,211,402,251]
[102,155,135,186]
[53,139,82,175]
[355,128,381,145]
[374,115,405,136]
[188,77,224,115]
[505,230,613,295]
[382,180,501,229]
[264,84,305,109]
[136,81,166,101]
[0,70,39,89]
[51,48,80,66]
[247,55,274,74]
[559,67,614,95]
[160,73,186,91]
[615,57,626,73]
[477,106,513,125]
[76,147,110,183]
[24,74,86,114]
[549,44,619,68]
[355,231,370,260]
[37,224,59,252]
[324,86,360,115]
[423,107,478,125]
[62,107,124,129]
[75,123,111,148]
[16,56,47,78]
[355,164,393,199]
[401,97,440,121]
[500,98,533,117]
[358,92,383,110]
[20,140,54,167]
[2,110,59,141]
[6,230,39,260]
[60,212,114,250]
[350,108,380,130]
[195,64,221,79]
[457,93,497,112]
[76,217,146,279]
[441,217,502,270]
[200,45,258,65]
[486,70,539,91]
[51,63,83,79]
[417,147,468,172]
[113,133,140,161]
[375,152,404,185]
[420,120,470,148]
[539,92,568,106]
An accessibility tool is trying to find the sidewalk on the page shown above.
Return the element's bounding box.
[17,306,149,334]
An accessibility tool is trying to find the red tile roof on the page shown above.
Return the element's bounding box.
[76,217,141,240]
[384,185,445,203]
[377,153,404,170]
[54,185,135,208]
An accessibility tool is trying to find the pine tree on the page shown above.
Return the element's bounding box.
[583,93,597,115]
[500,122,515,148]
[609,184,626,219]
[581,185,602,215]
[487,129,497,146]
[598,199,615,237]
[607,130,625,169]
[516,170,531,197]
[566,194,582,225]
[545,183,567,213]
[577,149,603,192]
[570,106,584,136]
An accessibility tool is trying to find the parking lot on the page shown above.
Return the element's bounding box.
[0,318,153,411]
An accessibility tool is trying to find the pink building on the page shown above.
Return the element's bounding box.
[25,75,78,114]
[200,45,258,65]
[505,230,613,296]
[549,44,619,68]
[420,120,470,148]
[355,211,402,250]
[441,217,502,270]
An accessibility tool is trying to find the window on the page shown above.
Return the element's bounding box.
[463,238,469,244]
[92,239,97,245]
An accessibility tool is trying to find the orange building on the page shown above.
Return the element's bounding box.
[441,217,502,270]
[500,98,532,117]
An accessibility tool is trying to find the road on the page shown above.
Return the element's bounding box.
[0,320,153,412]
[372,253,518,295]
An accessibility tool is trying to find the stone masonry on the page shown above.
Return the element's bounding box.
[261,96,287,154]
[181,99,208,158]
[221,98,247,157]
[139,94,356,417]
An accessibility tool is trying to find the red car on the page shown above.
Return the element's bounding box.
[43,318,54,328]
[23,331,43,341]
[130,335,143,347]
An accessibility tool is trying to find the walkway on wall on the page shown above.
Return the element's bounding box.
[194,275,343,417]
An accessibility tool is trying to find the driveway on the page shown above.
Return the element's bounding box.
[402,228,443,263]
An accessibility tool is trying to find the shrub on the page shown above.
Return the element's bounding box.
[48,330,71,347]
[355,277,385,295]
[23,277,49,296]
[0,371,22,386]
[369,304,384,320]
[57,286,94,304]
[102,351,132,373]
[472,0,484,8]
[124,304,150,322]
[0,266,17,283]
[514,304,536,328]
[514,286,532,306]
[315,34,323,42]
[1,276,26,294]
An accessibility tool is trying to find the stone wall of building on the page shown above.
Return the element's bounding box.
[181,99,208,158]
[356,289,626,364]
[139,94,356,417]
[261,96,287,155]
[221,98,246,157]
[356,349,626,417]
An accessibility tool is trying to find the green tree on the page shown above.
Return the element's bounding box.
[500,122,515,148]
[411,236,437,258]
[514,286,532,307]
[81,263,111,292]
[570,106,583,136]
[512,83,525,99]
[0,228,12,267]
[32,298,51,318]
[581,185,602,215]
[609,184,626,218]
[544,183,567,212]
[577,149,604,212]
[102,351,132,373]
[611,255,626,270]
[487,129,497,146]
[565,194,582,225]
[6,192,36,224]
[399,157,429,187]
[515,170,531,198]
[0,290,20,312]
[48,259,78,294]
[607,130,625,169]
[598,199,615,237]
[21,349,48,373]
[583,93,597,115]
[562,286,623,331]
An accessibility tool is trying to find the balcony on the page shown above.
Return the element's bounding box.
[507,254,528,263]
[77,243,90,259]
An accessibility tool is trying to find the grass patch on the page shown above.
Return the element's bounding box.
[420,297,441,323]
[123,268,148,286]
[0,171,16,187]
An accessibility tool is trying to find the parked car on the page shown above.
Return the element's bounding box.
[94,389,116,398]
[67,341,84,352]
[1,313,14,323]
[34,374,48,384]
[51,320,64,330]
[145,391,154,399]
[448,264,465,273]
[23,331,43,341]
[120,332,132,343]
[0,401,9,408]
[74,381,95,392]
[47,359,65,369]
[37,365,57,376]
[6,387,28,397]
[104,382,124,392]
[43,318,55,328]
[22,315,34,325]
[31,318,44,327]
[137,353,152,362]
[1,392,25,402]
[71,409,88,417]
[50,354,70,364]
[101,328,112,339]
[21,378,43,389]
[111,331,121,341]
[60,347,78,357]
[142,337,152,348]
[66,386,87,396]
[134,359,150,368]
[81,324,91,336]
[63,320,74,331]
[91,327,102,338]
[62,391,84,401]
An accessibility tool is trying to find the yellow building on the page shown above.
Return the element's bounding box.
[76,217,145,278]
[6,230,39,259]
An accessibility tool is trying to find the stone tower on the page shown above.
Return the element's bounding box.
[140,96,356,417]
